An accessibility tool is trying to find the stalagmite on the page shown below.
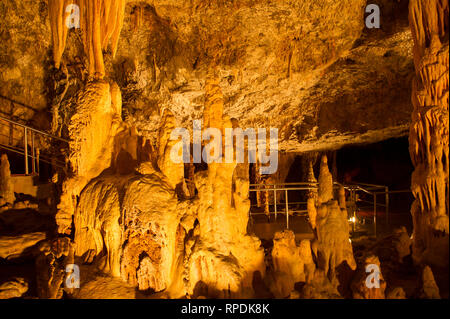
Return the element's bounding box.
[74,180,122,277]
[184,73,265,298]
[270,230,315,298]
[35,237,74,299]
[421,265,441,299]
[408,0,449,268]
[314,155,356,279]
[307,161,318,229]
[56,81,123,235]
[157,109,185,190]
[0,154,15,205]
[393,227,412,263]
[318,155,334,204]
[120,171,185,293]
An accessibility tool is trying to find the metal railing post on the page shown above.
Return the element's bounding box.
[285,189,289,229]
[373,193,377,237]
[36,148,40,174]
[24,127,28,175]
[385,187,389,226]
[352,189,356,233]
[274,186,277,221]
[31,131,36,174]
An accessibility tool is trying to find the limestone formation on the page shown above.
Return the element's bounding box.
[306,161,318,230]
[270,230,315,298]
[183,75,265,298]
[56,81,124,235]
[2,0,447,301]
[393,227,412,263]
[313,156,356,279]
[120,172,183,293]
[0,278,28,299]
[408,0,449,268]
[35,237,74,299]
[0,154,15,205]
[421,265,441,299]
[157,109,184,189]
[74,179,122,278]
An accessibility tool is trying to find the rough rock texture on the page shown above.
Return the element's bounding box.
[351,255,386,299]
[2,0,440,300]
[115,0,413,153]
[1,1,413,154]
[70,162,189,294]
[270,230,315,298]
[306,161,318,230]
[408,0,449,268]
[0,154,15,205]
[0,278,28,299]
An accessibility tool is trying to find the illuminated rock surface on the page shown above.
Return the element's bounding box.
[0,0,447,300]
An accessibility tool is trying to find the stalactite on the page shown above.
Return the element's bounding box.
[49,0,126,79]
[48,0,71,69]
[408,0,449,267]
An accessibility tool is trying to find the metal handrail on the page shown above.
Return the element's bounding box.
[249,180,397,237]
[0,115,69,175]
[0,115,69,143]
[0,142,66,168]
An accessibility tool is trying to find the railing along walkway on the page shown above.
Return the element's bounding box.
[0,115,69,175]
